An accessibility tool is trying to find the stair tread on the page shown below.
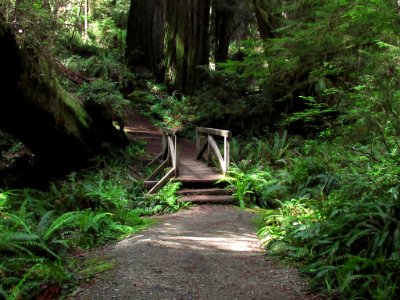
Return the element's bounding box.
[176,176,222,182]
[179,194,235,203]
[177,188,232,195]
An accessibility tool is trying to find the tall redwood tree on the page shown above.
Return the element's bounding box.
[213,0,238,63]
[164,0,210,95]
[126,0,166,73]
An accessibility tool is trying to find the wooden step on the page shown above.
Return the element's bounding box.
[177,188,232,196]
[175,178,226,189]
[176,175,223,182]
[179,194,235,204]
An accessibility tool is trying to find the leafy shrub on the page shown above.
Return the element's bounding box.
[80,51,135,84]
[256,140,400,299]
[223,163,274,208]
[76,79,130,128]
[226,133,338,208]
[0,191,69,300]
[0,142,153,298]
[132,182,189,216]
[130,85,196,129]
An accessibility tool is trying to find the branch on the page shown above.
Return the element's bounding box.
[345,146,380,162]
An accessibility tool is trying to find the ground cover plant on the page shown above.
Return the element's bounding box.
[227,132,400,299]
[211,1,400,298]
[0,143,188,299]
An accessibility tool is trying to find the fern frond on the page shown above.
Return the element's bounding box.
[44,211,81,240]
[37,210,55,236]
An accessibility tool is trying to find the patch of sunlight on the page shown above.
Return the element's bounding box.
[154,235,263,253]
[112,121,121,131]
[123,127,148,135]
[123,126,135,133]
[255,46,264,53]
[209,62,215,71]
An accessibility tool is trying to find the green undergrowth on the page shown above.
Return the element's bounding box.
[128,83,196,131]
[0,142,187,299]
[132,182,190,216]
[61,50,135,131]
[218,1,400,298]
[226,133,400,299]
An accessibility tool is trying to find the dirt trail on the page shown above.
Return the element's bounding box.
[75,206,317,300]
[124,111,162,157]
[124,111,200,160]
[75,112,318,299]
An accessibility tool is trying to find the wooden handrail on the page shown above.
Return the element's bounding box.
[195,127,231,175]
[196,127,232,138]
[145,126,231,194]
[146,128,179,194]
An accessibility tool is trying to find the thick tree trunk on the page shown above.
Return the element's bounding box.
[165,0,210,95]
[0,18,126,174]
[126,0,165,74]
[253,0,279,39]
[213,0,237,63]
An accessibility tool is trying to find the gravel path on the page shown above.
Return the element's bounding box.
[75,205,318,300]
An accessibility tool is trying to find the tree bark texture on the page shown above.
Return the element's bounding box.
[213,0,237,63]
[165,0,210,95]
[253,0,280,39]
[0,18,126,174]
[126,0,165,73]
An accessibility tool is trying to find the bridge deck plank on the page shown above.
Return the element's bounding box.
[177,158,223,182]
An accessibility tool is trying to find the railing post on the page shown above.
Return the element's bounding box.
[146,127,181,194]
[223,136,230,175]
[207,135,211,166]
[174,133,179,177]
[195,127,231,175]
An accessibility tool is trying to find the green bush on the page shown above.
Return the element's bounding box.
[255,142,400,299]
[0,142,153,299]
[132,182,190,216]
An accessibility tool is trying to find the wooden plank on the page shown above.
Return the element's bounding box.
[208,135,224,172]
[145,159,169,181]
[174,134,180,177]
[177,174,222,181]
[146,151,163,167]
[179,195,234,204]
[161,127,179,136]
[167,136,176,167]
[148,167,176,194]
[177,188,232,196]
[223,136,230,175]
[196,127,232,138]
[146,134,168,167]
[146,126,231,195]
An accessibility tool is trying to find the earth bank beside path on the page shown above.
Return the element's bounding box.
[75,205,318,300]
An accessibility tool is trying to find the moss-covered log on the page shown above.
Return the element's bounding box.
[0,18,126,174]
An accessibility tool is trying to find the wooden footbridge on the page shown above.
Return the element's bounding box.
[145,127,234,203]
